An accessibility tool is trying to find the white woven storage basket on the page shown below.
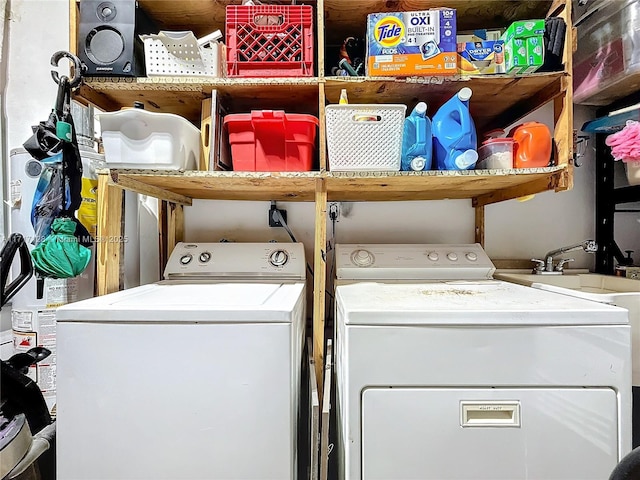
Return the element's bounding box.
[142,32,222,77]
[326,104,406,171]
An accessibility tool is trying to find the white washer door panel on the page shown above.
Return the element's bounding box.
[362,387,618,480]
[57,321,296,480]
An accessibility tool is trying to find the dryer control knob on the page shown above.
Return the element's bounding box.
[427,252,439,261]
[180,254,193,265]
[465,252,478,261]
[351,249,374,267]
[199,252,212,263]
[447,252,458,261]
[269,249,289,267]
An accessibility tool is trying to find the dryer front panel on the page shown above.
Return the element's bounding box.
[361,387,618,480]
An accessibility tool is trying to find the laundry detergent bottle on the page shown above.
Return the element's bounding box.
[432,87,478,170]
[401,102,432,171]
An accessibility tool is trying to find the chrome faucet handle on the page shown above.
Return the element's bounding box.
[531,258,546,273]
[555,258,575,272]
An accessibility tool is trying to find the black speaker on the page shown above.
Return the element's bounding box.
[77,0,156,76]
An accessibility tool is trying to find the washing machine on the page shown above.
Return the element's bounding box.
[56,242,307,480]
[334,243,632,480]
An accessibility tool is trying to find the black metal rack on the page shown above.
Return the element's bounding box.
[590,91,640,274]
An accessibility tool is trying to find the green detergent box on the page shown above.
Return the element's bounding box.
[503,19,545,42]
[504,35,544,74]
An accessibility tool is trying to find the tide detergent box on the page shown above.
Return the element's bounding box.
[367,9,457,77]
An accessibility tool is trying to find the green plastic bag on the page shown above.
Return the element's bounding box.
[31,218,91,278]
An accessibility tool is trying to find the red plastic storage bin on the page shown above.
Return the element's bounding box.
[226,5,314,77]
[224,111,318,172]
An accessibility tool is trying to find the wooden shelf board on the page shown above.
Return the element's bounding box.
[107,170,323,202]
[78,77,321,122]
[79,73,566,130]
[138,0,317,39]
[105,166,569,204]
[326,166,568,202]
[324,0,553,44]
[325,73,567,131]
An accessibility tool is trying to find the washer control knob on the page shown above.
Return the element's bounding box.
[466,252,478,262]
[269,249,289,267]
[180,254,193,265]
[199,251,212,263]
[447,252,458,262]
[427,252,439,262]
[351,249,374,267]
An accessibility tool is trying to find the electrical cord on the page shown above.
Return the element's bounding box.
[273,207,314,278]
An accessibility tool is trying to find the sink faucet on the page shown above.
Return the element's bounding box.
[531,240,598,274]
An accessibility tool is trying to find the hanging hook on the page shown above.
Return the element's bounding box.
[50,51,83,88]
[575,135,590,168]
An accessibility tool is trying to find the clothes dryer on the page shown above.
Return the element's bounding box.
[334,243,631,480]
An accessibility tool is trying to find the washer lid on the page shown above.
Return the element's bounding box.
[336,281,628,325]
[56,282,305,323]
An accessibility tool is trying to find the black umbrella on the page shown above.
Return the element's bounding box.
[22,52,93,280]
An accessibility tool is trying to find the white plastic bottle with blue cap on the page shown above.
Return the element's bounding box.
[432,87,478,170]
[400,102,432,171]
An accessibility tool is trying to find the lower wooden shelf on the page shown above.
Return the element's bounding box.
[104,165,570,205]
[107,170,323,203]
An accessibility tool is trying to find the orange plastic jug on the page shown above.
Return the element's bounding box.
[510,122,552,168]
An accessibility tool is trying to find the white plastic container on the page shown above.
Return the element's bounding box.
[326,104,406,171]
[98,109,200,170]
[626,161,640,186]
[476,138,514,169]
[573,0,640,105]
[141,31,223,77]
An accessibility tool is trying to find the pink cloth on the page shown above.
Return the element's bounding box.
[606,120,640,162]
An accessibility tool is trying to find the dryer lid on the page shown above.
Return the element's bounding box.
[336,281,629,325]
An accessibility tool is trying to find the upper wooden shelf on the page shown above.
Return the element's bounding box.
[78,73,566,131]
[325,73,567,131]
[78,77,321,122]
[105,166,570,207]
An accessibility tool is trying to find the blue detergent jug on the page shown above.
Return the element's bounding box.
[401,102,432,171]
[432,87,478,170]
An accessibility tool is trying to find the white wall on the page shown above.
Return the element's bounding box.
[2,0,640,305]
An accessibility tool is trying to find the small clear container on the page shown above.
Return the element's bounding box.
[476,138,514,170]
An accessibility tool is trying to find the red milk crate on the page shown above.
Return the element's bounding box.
[226,5,314,77]
[224,111,319,171]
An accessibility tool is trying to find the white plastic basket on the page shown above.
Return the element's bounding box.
[97,109,200,170]
[142,31,223,77]
[326,104,406,171]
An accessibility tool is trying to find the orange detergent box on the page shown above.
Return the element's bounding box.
[366,9,457,77]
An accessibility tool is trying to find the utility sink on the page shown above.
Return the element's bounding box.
[495,270,640,384]
[494,271,640,299]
